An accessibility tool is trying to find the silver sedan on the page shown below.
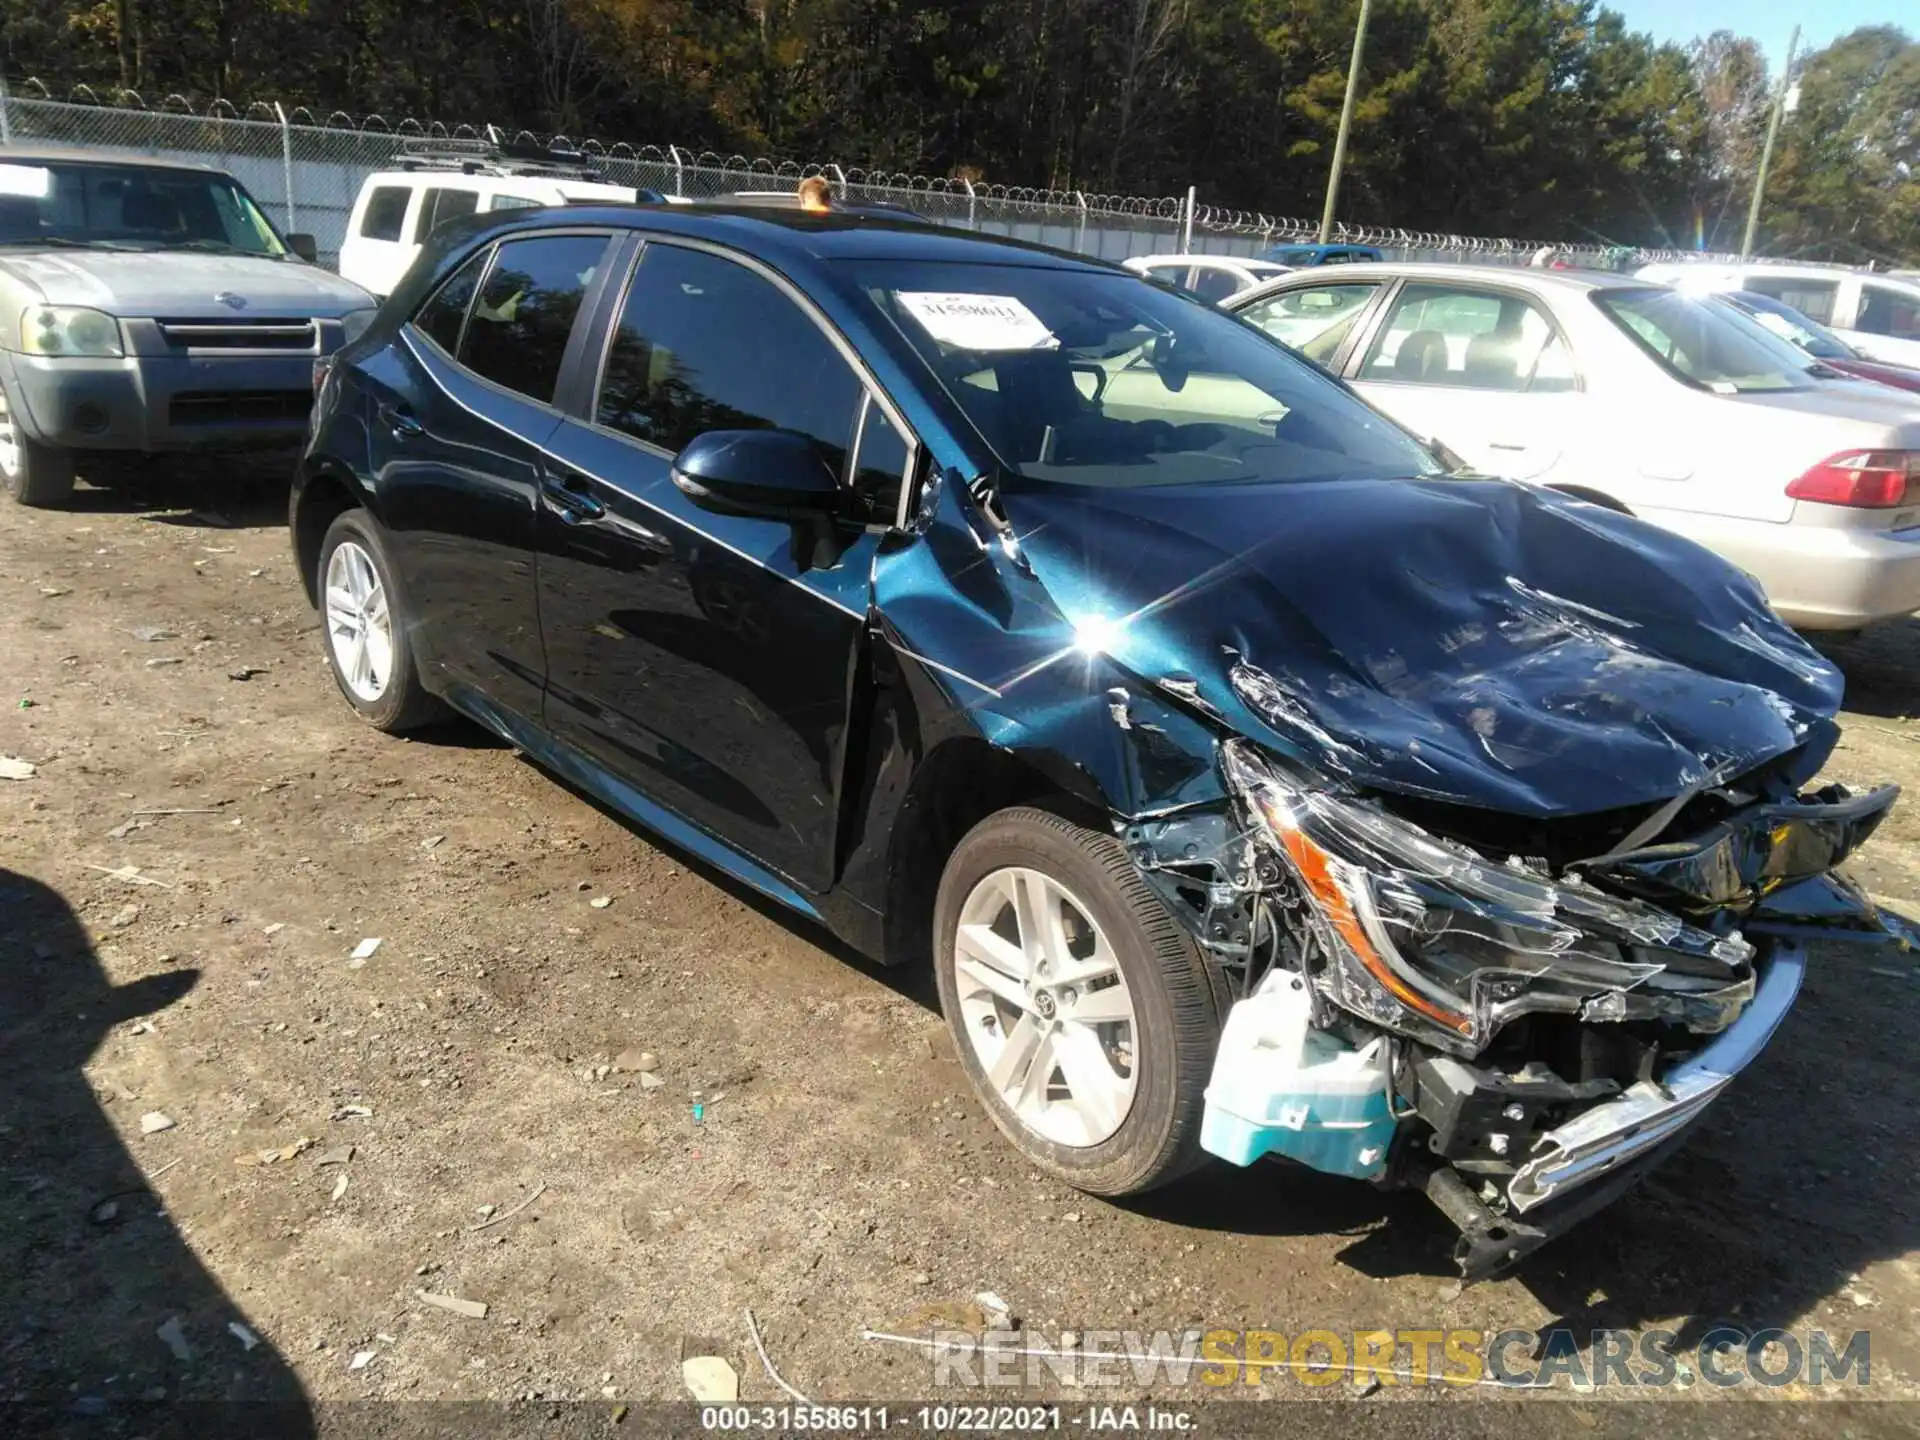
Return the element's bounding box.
[1224,262,1920,631]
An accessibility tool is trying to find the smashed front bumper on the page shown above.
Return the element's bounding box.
[1130,743,1898,1280]
[1413,941,1803,1280]
[1504,941,1803,1213]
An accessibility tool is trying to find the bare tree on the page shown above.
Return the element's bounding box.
[1689,30,1770,247]
[1110,0,1188,185]
[526,0,598,132]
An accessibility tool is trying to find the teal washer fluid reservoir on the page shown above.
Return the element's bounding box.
[1200,971,1399,1179]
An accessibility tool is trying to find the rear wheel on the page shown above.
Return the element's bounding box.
[0,382,76,507]
[316,509,443,731]
[934,805,1225,1196]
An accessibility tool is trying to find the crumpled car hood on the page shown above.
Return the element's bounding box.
[994,474,1844,818]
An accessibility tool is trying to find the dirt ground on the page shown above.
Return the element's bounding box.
[3,456,1917,1429]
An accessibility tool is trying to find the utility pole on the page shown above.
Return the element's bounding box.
[1318,0,1373,244]
[1741,24,1799,259]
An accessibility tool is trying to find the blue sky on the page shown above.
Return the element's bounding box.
[1606,0,1900,65]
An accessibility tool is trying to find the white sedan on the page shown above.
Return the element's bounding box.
[1224,262,1920,631]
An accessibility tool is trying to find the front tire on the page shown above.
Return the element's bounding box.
[316,509,443,731]
[0,382,76,507]
[934,805,1226,1196]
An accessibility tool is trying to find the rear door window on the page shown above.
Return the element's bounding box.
[458,233,611,405]
[1144,264,1190,288]
[359,186,411,242]
[413,186,480,242]
[1237,283,1379,365]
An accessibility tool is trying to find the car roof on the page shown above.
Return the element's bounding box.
[1129,253,1264,267]
[364,168,630,189]
[1268,243,1380,256]
[0,144,223,175]
[1238,259,1653,298]
[447,202,1115,274]
[1661,262,1920,296]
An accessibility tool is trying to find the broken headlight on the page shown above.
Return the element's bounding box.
[1221,740,1755,1055]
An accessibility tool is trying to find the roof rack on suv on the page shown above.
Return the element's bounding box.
[394,127,606,181]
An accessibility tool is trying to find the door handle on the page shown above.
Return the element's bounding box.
[1488,441,1527,451]
[540,466,607,524]
[380,403,423,441]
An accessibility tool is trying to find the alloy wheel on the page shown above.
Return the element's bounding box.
[324,539,393,702]
[952,866,1139,1147]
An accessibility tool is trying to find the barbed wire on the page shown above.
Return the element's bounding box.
[0,77,1800,267]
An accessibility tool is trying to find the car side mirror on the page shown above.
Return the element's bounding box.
[670,429,842,520]
[286,232,319,263]
[1151,332,1190,392]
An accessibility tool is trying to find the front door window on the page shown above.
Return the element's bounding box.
[596,243,864,470]
[1359,283,1570,392]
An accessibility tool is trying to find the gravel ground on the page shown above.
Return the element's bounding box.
[2,458,1916,1431]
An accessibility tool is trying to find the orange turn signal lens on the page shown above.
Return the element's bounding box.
[1270,809,1473,1038]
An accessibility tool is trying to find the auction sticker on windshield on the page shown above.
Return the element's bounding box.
[898,292,1058,351]
[0,164,52,199]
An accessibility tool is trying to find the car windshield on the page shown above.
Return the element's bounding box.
[1594,287,1814,393]
[0,158,285,256]
[1722,292,1854,359]
[850,260,1443,489]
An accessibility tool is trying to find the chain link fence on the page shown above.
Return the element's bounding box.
[1,79,1749,273]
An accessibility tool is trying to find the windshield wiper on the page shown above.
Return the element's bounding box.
[0,236,103,249]
[166,239,267,256]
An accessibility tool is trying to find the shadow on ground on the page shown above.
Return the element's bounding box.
[56,451,297,532]
[1818,618,1920,719]
[0,868,313,1432]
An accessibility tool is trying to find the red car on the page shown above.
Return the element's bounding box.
[1718,289,1920,394]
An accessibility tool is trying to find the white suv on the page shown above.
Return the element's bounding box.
[339,138,640,298]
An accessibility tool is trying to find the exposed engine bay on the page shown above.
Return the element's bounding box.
[1124,734,1905,1281]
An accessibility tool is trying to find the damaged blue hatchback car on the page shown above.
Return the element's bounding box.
[291,205,1903,1279]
